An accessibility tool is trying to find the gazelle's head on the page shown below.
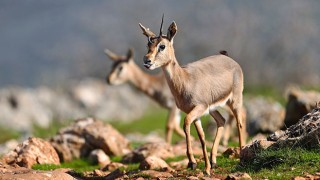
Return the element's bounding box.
[104,48,134,85]
[139,15,177,70]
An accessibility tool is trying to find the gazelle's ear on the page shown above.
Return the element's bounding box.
[167,21,177,42]
[104,49,120,61]
[139,23,156,37]
[127,48,134,61]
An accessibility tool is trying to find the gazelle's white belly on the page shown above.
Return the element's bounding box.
[203,92,232,115]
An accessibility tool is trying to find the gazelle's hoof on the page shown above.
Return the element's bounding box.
[210,161,218,169]
[187,162,197,170]
[204,169,211,176]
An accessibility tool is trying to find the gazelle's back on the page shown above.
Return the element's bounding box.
[181,54,243,107]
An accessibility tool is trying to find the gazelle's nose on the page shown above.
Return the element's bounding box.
[106,76,111,85]
[144,58,151,64]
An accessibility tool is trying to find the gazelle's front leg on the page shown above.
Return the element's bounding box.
[194,118,210,175]
[183,105,207,170]
[209,110,226,168]
[173,108,186,138]
[166,106,184,143]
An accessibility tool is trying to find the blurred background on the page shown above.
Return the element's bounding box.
[0,0,320,148]
[1,0,320,87]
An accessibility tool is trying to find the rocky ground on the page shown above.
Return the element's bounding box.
[0,87,320,179]
[1,103,320,179]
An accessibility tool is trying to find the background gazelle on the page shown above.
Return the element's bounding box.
[139,17,246,175]
[105,48,185,143]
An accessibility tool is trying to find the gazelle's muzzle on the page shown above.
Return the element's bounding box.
[106,76,111,85]
[143,56,152,69]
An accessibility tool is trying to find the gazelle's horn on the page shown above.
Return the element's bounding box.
[159,14,164,36]
[148,36,152,44]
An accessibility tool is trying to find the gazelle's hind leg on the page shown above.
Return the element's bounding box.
[194,118,210,175]
[183,105,207,171]
[229,70,245,148]
[209,110,226,168]
[231,107,245,148]
[222,111,234,147]
[228,100,245,148]
[240,107,247,146]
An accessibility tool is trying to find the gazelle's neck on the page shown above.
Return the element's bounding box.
[128,62,157,95]
[161,54,186,93]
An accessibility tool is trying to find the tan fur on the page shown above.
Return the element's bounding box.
[139,20,245,175]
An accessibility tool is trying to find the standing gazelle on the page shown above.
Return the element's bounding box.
[139,17,245,175]
[105,48,186,143]
[105,48,243,146]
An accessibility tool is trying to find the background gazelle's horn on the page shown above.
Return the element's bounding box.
[159,14,164,36]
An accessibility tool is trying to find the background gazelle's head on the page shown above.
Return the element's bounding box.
[139,15,177,70]
[104,48,134,85]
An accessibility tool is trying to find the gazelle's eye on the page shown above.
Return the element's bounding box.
[159,45,166,51]
[118,66,123,72]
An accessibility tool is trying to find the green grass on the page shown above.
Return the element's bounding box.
[165,156,187,163]
[32,120,70,139]
[0,126,20,144]
[32,158,99,174]
[301,86,320,92]
[110,108,168,135]
[110,108,213,144]
[31,143,320,179]
[244,85,285,105]
[110,156,122,163]
[235,147,320,179]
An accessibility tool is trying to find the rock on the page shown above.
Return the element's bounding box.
[293,172,320,180]
[172,140,204,157]
[71,78,150,121]
[246,133,267,145]
[283,87,320,128]
[122,142,174,163]
[269,105,320,149]
[83,120,130,156]
[240,139,275,164]
[82,169,110,177]
[2,137,60,168]
[0,87,53,131]
[0,164,74,180]
[241,105,320,163]
[139,156,173,171]
[50,118,130,162]
[169,158,189,169]
[187,176,199,180]
[0,78,151,133]
[226,172,252,180]
[223,147,240,159]
[92,169,108,176]
[126,132,165,143]
[137,170,173,179]
[44,169,76,180]
[104,168,125,180]
[102,162,127,172]
[88,149,110,167]
[245,96,285,135]
[49,118,96,162]
[0,139,19,156]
